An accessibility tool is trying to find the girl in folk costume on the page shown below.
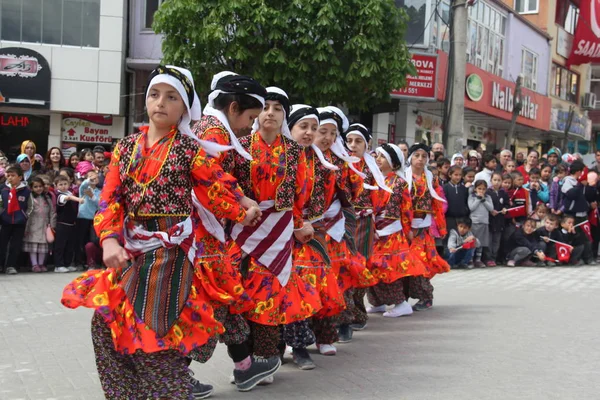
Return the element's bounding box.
[61,65,259,399]
[284,104,346,370]
[310,107,376,353]
[190,72,281,393]
[404,143,450,311]
[343,123,392,330]
[229,87,321,382]
[367,144,427,317]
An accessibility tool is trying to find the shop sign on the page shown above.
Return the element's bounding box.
[557,27,574,59]
[62,114,114,144]
[465,74,484,102]
[0,114,30,127]
[491,82,539,120]
[0,48,51,109]
[550,108,592,140]
[568,0,600,67]
[391,53,437,100]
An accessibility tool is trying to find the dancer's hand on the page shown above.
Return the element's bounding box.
[242,206,261,226]
[102,238,130,270]
[294,222,314,243]
[240,196,259,211]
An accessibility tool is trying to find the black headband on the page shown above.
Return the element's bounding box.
[148,65,194,108]
[408,143,431,157]
[344,124,372,144]
[265,92,290,118]
[215,74,267,98]
[319,110,343,133]
[288,106,319,129]
[381,143,402,170]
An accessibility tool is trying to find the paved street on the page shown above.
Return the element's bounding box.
[1,266,599,400]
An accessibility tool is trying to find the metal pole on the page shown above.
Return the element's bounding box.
[563,105,575,149]
[445,0,468,155]
[506,75,523,150]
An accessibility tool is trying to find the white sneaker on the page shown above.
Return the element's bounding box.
[383,301,413,318]
[67,266,78,272]
[230,374,235,384]
[258,375,274,385]
[317,344,337,356]
[55,266,69,273]
[366,305,386,314]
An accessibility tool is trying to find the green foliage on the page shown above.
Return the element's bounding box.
[153,0,416,110]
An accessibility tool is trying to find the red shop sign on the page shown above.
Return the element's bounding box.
[391,53,438,100]
[568,0,600,67]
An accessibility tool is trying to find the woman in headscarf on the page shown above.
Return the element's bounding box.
[283,104,345,370]
[451,153,465,167]
[16,154,33,182]
[60,65,258,399]
[546,147,562,174]
[367,143,427,317]
[467,150,481,171]
[228,87,316,386]
[190,72,283,393]
[21,140,41,172]
[404,143,450,311]
[343,124,391,331]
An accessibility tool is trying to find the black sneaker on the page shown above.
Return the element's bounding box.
[234,355,281,392]
[292,348,316,370]
[350,322,367,331]
[189,369,213,399]
[338,324,353,343]
[412,299,433,311]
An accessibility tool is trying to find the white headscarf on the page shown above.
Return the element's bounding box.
[450,152,464,166]
[288,104,338,171]
[146,65,231,157]
[405,146,447,203]
[203,71,266,160]
[317,106,365,178]
[375,143,405,180]
[346,125,392,193]
[251,86,293,140]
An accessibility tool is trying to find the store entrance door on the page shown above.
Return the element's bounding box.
[0,113,49,161]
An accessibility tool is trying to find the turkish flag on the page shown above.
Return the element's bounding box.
[556,242,574,263]
[568,0,600,67]
[590,209,599,227]
[506,206,525,219]
[579,220,594,242]
[7,186,20,215]
[462,239,476,249]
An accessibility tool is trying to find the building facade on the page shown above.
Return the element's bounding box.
[0,0,128,160]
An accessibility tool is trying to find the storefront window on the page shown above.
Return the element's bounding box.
[521,48,538,91]
[467,1,506,77]
[396,0,428,47]
[551,63,579,104]
[0,0,100,47]
[0,113,49,160]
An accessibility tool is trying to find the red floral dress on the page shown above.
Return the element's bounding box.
[369,173,427,282]
[61,127,247,355]
[409,173,450,278]
[229,133,322,326]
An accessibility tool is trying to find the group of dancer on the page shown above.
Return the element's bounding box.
[60,65,449,399]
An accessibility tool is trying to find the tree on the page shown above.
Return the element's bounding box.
[153,0,416,110]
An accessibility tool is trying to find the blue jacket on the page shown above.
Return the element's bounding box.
[77,179,101,220]
[0,182,32,225]
[524,181,549,204]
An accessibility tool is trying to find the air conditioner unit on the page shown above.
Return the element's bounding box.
[582,92,597,109]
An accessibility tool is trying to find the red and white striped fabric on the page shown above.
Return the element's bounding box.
[311,199,345,242]
[375,216,402,237]
[231,200,294,286]
[124,217,194,262]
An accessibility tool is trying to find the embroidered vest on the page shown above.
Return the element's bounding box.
[233,133,302,211]
[118,132,197,218]
[193,115,236,173]
[411,175,434,214]
[381,175,407,220]
[353,160,374,209]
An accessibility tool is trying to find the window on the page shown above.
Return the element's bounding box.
[432,0,450,52]
[521,48,538,91]
[466,1,506,77]
[556,1,579,35]
[396,0,428,46]
[0,0,100,47]
[551,63,579,103]
[515,0,539,14]
[145,0,164,29]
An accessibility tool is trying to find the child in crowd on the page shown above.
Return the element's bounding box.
[501,173,513,192]
[59,167,79,196]
[443,165,470,240]
[446,217,480,269]
[562,160,588,222]
[486,172,508,266]
[524,168,549,205]
[23,176,56,272]
[474,153,497,186]
[437,157,450,186]
[540,164,552,190]
[549,164,568,215]
[463,167,476,188]
[530,202,549,228]
[468,180,493,268]
[77,170,101,270]
[548,215,588,266]
[38,174,56,207]
[506,171,530,235]
[505,160,516,175]
[0,165,32,274]
[505,218,545,267]
[536,214,561,266]
[53,175,83,273]
[0,156,8,169]
[0,167,5,185]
